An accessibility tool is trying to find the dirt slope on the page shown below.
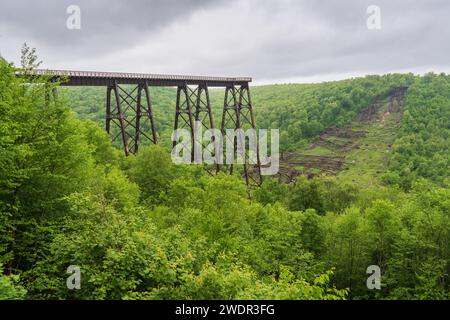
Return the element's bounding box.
[278,86,408,184]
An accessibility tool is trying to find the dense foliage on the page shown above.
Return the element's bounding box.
[0,53,449,300]
[384,73,450,189]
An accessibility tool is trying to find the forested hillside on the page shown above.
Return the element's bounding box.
[386,73,450,189]
[1,55,449,300]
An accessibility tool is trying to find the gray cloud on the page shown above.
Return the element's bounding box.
[0,0,449,83]
[0,0,225,57]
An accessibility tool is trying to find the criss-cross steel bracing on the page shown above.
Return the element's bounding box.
[221,84,262,185]
[106,81,157,155]
[20,69,261,185]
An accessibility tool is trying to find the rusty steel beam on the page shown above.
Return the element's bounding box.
[135,81,157,153]
[173,84,196,161]
[20,69,252,87]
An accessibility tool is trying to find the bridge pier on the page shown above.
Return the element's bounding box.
[173,83,220,173]
[106,81,157,156]
[221,84,262,185]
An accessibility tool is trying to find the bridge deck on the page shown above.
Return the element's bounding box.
[25,69,252,87]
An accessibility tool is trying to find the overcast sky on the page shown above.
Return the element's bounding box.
[0,0,449,84]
